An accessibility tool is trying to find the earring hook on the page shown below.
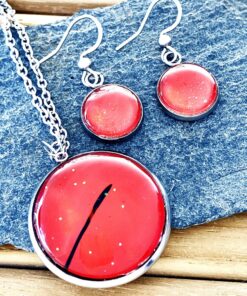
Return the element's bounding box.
[116,0,182,51]
[37,14,104,88]
[37,14,103,66]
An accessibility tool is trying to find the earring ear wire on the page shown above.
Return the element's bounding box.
[38,15,103,66]
[37,14,104,88]
[116,0,182,66]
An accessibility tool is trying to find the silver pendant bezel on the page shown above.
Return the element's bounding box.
[29,151,171,289]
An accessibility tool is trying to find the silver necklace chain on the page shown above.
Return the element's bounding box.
[0,0,70,163]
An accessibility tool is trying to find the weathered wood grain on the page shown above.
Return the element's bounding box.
[9,0,122,15]
[16,14,66,26]
[1,213,247,281]
[0,268,246,296]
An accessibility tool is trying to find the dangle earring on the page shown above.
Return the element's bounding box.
[116,0,219,121]
[38,15,143,140]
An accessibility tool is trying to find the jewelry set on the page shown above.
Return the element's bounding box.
[0,0,218,288]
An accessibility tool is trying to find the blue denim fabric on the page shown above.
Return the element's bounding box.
[0,0,246,250]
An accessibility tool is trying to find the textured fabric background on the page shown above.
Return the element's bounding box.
[0,0,246,251]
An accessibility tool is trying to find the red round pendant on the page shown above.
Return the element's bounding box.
[29,152,170,288]
[157,63,219,120]
[81,85,143,140]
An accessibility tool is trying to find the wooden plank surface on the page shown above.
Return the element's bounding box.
[0,268,247,296]
[1,213,247,281]
[9,0,122,15]
[16,14,66,26]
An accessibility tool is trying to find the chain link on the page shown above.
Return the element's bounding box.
[0,1,70,162]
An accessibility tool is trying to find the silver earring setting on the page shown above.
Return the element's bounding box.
[39,15,143,141]
[117,0,219,121]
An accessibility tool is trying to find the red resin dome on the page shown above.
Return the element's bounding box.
[81,84,143,140]
[157,63,218,120]
[31,152,169,285]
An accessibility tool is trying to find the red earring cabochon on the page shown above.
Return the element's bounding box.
[157,63,218,120]
[81,84,143,140]
[32,152,167,280]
